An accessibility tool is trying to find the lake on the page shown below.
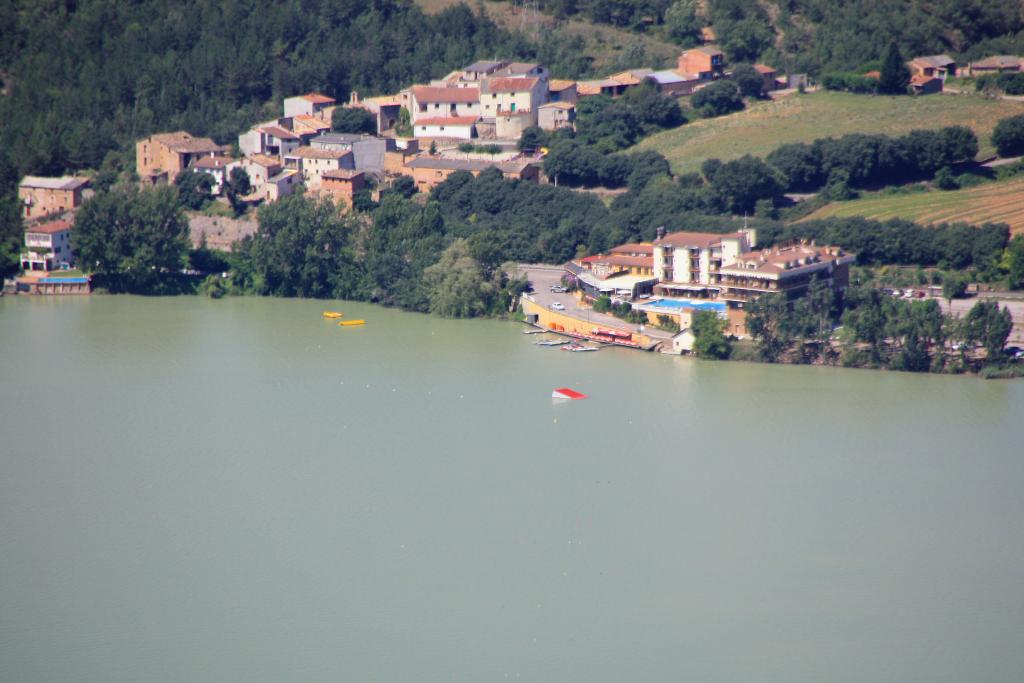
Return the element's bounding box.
[2,295,1023,682]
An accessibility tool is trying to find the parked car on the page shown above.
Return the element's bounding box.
[551,302,565,311]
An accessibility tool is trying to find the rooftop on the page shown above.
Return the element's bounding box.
[312,132,376,145]
[483,77,540,93]
[268,169,301,183]
[609,242,653,255]
[19,175,90,191]
[298,93,336,104]
[323,169,365,181]
[610,69,653,85]
[911,54,955,69]
[647,69,691,85]
[245,154,282,168]
[284,147,352,160]
[260,125,299,140]
[410,85,480,103]
[405,156,534,173]
[753,63,776,74]
[686,46,724,57]
[497,62,541,75]
[721,243,854,277]
[539,101,575,110]
[464,60,507,73]
[148,131,223,154]
[25,220,73,235]
[193,156,233,169]
[415,116,480,126]
[548,79,576,92]
[654,230,747,249]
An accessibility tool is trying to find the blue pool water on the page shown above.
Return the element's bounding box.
[644,298,726,312]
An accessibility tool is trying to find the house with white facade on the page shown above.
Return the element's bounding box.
[191,156,238,195]
[413,116,478,140]
[283,93,336,119]
[282,147,355,187]
[409,86,480,123]
[21,220,74,271]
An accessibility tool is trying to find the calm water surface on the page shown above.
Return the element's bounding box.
[2,296,1023,682]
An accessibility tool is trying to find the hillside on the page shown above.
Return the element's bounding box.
[633,91,1024,175]
[801,176,1024,235]
[414,0,681,75]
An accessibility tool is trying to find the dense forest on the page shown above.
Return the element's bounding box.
[502,0,1024,73]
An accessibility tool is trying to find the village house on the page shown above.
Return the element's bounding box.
[20,220,75,272]
[402,156,540,192]
[492,62,549,80]
[576,77,632,98]
[282,147,355,187]
[460,60,508,83]
[910,55,956,80]
[318,169,366,210]
[678,47,725,81]
[18,176,89,219]
[409,85,481,124]
[910,74,944,95]
[414,116,479,140]
[283,92,336,119]
[547,79,578,104]
[136,131,224,185]
[969,55,1022,75]
[754,64,778,93]
[645,69,699,96]
[310,133,388,173]
[538,102,576,132]
[288,114,332,142]
[240,154,299,203]
[348,92,404,135]
[191,156,238,195]
[238,124,300,158]
[481,76,547,138]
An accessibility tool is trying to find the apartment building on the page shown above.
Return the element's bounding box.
[652,228,755,298]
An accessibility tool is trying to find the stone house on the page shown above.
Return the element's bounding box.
[18,176,89,219]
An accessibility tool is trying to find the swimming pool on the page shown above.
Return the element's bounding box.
[643,298,727,313]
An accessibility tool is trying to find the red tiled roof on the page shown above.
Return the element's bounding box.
[754,63,775,74]
[261,125,299,140]
[609,242,653,255]
[302,93,336,104]
[410,85,480,103]
[193,156,232,169]
[415,116,479,126]
[596,255,653,268]
[26,220,72,234]
[484,77,539,93]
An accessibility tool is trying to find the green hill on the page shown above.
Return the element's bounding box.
[633,91,1024,175]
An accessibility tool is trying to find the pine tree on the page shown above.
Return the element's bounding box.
[879,41,910,95]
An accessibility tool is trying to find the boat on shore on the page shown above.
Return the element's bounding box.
[562,343,599,352]
[522,329,545,335]
[323,311,343,319]
[536,338,568,346]
[338,319,365,326]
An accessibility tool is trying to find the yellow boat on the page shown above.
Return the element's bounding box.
[338,319,366,327]
[322,311,343,319]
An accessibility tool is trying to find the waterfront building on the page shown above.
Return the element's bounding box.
[652,227,756,298]
[717,242,856,304]
[20,220,74,272]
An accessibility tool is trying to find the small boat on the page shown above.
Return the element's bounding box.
[338,319,366,326]
[322,311,344,319]
[535,339,568,346]
[522,329,545,335]
[562,343,599,352]
[552,387,587,400]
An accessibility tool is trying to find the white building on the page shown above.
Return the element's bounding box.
[21,220,74,271]
[413,116,478,140]
[651,228,756,298]
[238,124,300,158]
[191,156,239,195]
[283,93,336,119]
[282,147,355,187]
[409,86,480,124]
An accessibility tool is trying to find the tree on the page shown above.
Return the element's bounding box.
[942,272,968,304]
[174,170,214,210]
[422,239,496,317]
[691,310,732,358]
[691,80,744,118]
[709,155,784,214]
[519,126,548,151]
[964,300,1013,362]
[429,140,437,155]
[732,64,766,98]
[395,107,413,137]
[331,107,376,135]
[746,293,792,361]
[225,167,251,216]
[664,0,702,47]
[933,166,959,190]
[878,41,910,94]
[1004,235,1024,290]
[72,185,191,293]
[991,114,1024,157]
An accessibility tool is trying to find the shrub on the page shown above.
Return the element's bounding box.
[991,114,1024,157]
[691,80,744,118]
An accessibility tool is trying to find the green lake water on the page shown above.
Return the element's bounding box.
[2,295,1023,682]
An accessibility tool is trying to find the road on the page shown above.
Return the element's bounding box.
[515,264,674,343]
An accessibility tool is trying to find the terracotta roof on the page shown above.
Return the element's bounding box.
[539,101,575,110]
[193,156,233,169]
[576,79,619,95]
[609,242,653,255]
[483,77,539,93]
[411,85,480,103]
[260,125,299,140]
[149,131,223,153]
[292,115,331,130]
[911,55,955,69]
[721,244,854,277]
[245,154,281,168]
[594,254,653,268]
[415,116,479,126]
[655,230,746,248]
[754,63,776,74]
[405,157,534,173]
[610,69,652,85]
[323,169,365,181]
[284,147,352,160]
[688,46,724,57]
[301,93,335,104]
[26,220,73,234]
[548,79,576,92]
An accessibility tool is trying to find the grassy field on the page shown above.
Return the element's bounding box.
[633,91,1024,175]
[413,0,680,75]
[800,176,1024,234]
